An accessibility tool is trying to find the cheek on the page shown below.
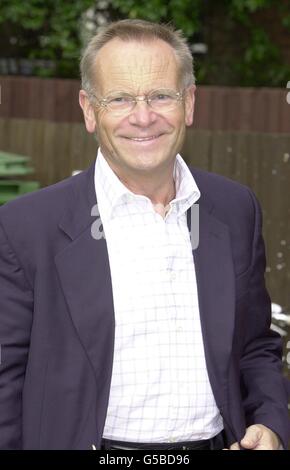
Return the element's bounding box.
[168,112,186,134]
[97,111,125,137]
[96,114,112,141]
[96,116,123,154]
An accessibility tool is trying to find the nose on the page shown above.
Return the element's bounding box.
[128,100,157,127]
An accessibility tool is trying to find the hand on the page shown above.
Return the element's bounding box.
[224,424,281,450]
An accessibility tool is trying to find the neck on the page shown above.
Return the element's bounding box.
[103,155,176,214]
[122,174,175,218]
[119,172,175,206]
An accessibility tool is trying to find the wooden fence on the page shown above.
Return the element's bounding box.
[0,75,290,132]
[0,75,289,314]
[0,116,289,311]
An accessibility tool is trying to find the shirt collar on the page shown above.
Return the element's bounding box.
[172,154,201,215]
[94,148,200,221]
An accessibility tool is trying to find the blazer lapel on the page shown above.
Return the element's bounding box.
[190,200,235,410]
[55,163,115,386]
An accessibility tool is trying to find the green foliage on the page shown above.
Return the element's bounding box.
[0,0,94,77]
[111,0,202,37]
[234,27,290,86]
[111,0,290,87]
[230,0,273,19]
[228,0,290,86]
[0,0,289,86]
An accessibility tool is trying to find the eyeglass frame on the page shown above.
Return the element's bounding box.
[88,88,185,115]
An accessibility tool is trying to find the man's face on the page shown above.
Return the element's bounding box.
[80,38,195,178]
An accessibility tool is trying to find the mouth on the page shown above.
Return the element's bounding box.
[122,134,164,143]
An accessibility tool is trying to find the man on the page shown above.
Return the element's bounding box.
[0,19,289,450]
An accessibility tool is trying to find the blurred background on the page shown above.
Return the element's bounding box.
[0,0,289,388]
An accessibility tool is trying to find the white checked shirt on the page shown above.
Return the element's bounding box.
[94,149,223,442]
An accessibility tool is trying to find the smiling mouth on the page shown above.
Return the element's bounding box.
[123,134,163,142]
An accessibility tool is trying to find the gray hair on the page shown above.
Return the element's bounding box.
[80,19,195,96]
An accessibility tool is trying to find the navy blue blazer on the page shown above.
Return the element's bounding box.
[0,161,289,449]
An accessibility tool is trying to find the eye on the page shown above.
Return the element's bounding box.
[155,93,170,100]
[150,92,174,103]
[107,95,132,106]
[111,96,126,103]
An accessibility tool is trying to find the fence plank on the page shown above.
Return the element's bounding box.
[1,76,290,132]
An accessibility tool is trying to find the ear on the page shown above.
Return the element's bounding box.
[184,85,196,127]
[79,90,97,133]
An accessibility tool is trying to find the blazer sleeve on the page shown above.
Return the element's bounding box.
[240,190,290,449]
[0,219,33,449]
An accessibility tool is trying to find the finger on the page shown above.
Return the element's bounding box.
[229,442,240,450]
[251,443,270,451]
[240,425,262,449]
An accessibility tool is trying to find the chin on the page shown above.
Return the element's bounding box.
[128,154,170,171]
[130,161,165,175]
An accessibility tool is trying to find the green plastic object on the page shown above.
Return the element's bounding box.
[0,151,34,176]
[0,180,40,204]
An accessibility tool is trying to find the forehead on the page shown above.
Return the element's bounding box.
[94,38,180,94]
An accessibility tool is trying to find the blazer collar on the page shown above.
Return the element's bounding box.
[58,161,97,241]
